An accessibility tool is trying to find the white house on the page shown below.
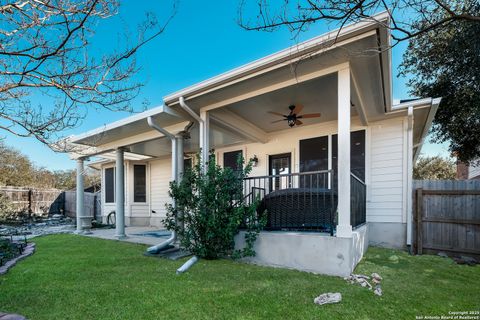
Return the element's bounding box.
[68,12,441,276]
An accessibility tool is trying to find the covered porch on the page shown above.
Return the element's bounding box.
[68,14,410,275]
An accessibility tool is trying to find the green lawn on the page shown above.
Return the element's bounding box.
[0,235,478,320]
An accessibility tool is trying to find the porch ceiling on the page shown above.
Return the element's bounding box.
[217,73,360,133]
[169,33,389,122]
[107,122,248,159]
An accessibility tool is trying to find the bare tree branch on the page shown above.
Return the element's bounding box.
[0,0,178,150]
[238,0,480,45]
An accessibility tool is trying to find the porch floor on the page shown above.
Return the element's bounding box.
[83,226,171,246]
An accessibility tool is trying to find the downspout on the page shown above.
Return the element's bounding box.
[406,106,414,249]
[176,96,202,273]
[179,96,207,169]
[146,116,178,253]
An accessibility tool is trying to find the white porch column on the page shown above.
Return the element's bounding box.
[337,66,352,238]
[199,110,209,171]
[75,158,85,233]
[176,134,184,232]
[176,135,184,181]
[115,148,126,238]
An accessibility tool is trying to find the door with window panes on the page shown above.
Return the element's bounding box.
[269,153,291,191]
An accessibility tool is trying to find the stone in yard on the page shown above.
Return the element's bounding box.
[314,293,342,305]
[388,255,399,263]
[0,312,26,320]
[460,256,477,266]
[372,278,381,285]
[374,286,383,296]
[371,273,382,281]
[437,251,449,258]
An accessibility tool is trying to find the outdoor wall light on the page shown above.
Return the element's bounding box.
[251,155,259,167]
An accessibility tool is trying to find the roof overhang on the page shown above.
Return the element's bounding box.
[388,97,442,162]
[163,11,392,110]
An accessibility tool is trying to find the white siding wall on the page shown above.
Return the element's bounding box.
[100,162,117,223]
[468,162,480,179]
[368,117,406,223]
[100,160,152,224]
[149,157,172,220]
[127,162,150,219]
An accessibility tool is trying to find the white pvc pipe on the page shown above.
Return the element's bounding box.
[176,256,199,274]
[406,106,414,247]
[179,97,202,122]
[147,116,177,253]
[179,96,208,170]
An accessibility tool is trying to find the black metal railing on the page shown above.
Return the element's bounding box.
[243,170,336,234]
[350,173,366,229]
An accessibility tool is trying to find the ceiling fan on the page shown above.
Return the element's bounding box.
[268,105,321,128]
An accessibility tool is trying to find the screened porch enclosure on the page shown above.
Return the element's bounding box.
[242,130,366,234]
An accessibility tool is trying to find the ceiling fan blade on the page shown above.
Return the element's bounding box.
[268,111,287,117]
[292,104,304,115]
[295,119,303,126]
[298,113,321,119]
[271,119,286,123]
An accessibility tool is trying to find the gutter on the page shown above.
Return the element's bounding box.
[413,97,441,162]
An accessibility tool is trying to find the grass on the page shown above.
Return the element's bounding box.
[0,234,478,320]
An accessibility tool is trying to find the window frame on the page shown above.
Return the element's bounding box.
[132,164,147,203]
[299,129,367,188]
[104,167,115,204]
[223,150,243,171]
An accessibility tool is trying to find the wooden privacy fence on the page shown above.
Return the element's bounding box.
[64,191,101,219]
[413,180,480,257]
[0,186,64,216]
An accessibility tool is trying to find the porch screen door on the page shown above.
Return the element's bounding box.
[299,136,329,188]
[269,153,291,191]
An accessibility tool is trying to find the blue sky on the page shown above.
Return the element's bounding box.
[3,1,450,170]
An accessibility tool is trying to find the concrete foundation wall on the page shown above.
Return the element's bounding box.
[149,216,166,228]
[368,222,406,248]
[235,225,368,276]
[126,217,151,227]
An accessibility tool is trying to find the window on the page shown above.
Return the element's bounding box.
[299,136,329,188]
[299,130,366,187]
[184,158,192,171]
[105,167,115,203]
[133,165,147,203]
[332,130,366,182]
[223,150,242,170]
[299,136,329,172]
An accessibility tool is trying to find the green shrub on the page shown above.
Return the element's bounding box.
[164,153,266,260]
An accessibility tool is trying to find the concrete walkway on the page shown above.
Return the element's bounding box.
[83,226,171,246]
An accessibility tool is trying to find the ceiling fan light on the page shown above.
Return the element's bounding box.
[287,119,296,127]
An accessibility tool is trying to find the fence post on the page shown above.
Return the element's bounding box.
[416,188,423,255]
[28,189,33,218]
